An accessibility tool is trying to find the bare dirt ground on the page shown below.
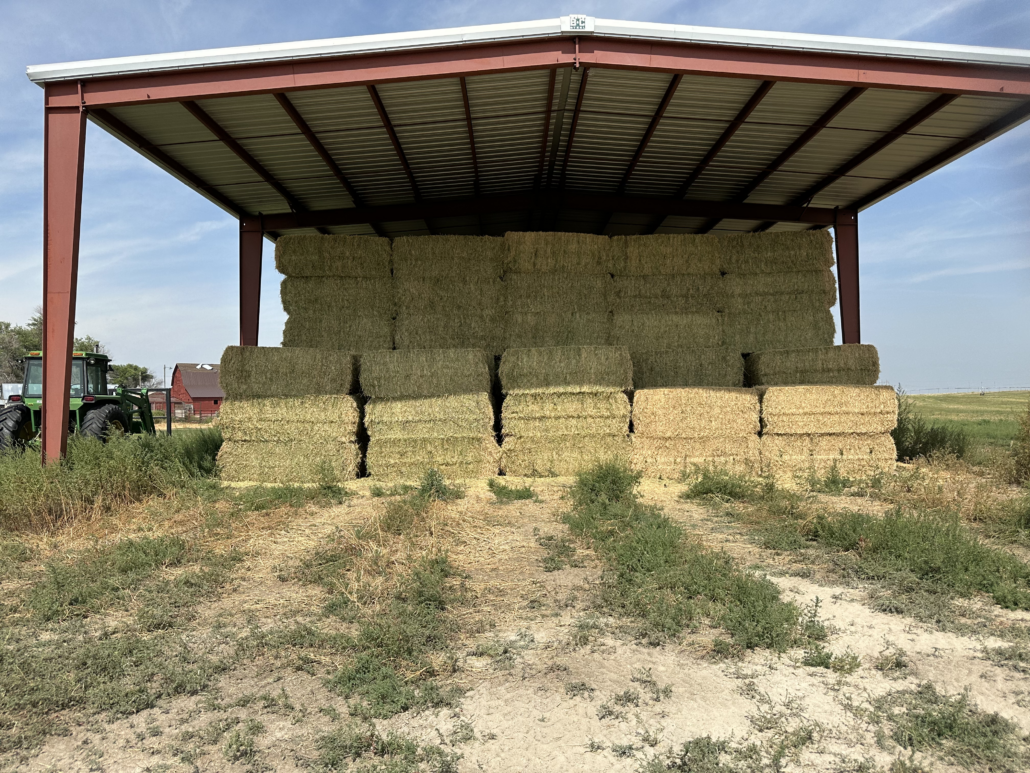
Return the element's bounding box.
[4,466,1030,773]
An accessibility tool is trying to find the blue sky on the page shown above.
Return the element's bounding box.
[1,0,1027,391]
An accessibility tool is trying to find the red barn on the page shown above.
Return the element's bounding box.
[171,363,225,417]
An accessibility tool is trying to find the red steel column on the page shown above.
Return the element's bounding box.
[239,217,263,346]
[835,211,861,344]
[41,93,87,463]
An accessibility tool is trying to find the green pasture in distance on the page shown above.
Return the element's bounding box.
[908,391,1028,448]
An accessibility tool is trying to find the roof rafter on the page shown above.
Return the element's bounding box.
[558,67,590,191]
[459,76,483,234]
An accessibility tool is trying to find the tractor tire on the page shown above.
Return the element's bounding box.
[81,404,130,441]
[0,404,35,451]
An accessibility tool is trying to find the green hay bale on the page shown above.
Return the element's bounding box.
[613,234,724,275]
[281,277,395,318]
[504,232,613,274]
[632,388,760,438]
[504,312,612,349]
[360,348,492,399]
[274,235,391,278]
[631,435,761,479]
[365,394,495,439]
[718,231,834,274]
[218,439,360,484]
[504,274,613,313]
[396,277,502,313]
[281,315,394,352]
[722,310,835,354]
[219,396,361,442]
[366,436,500,480]
[612,313,723,355]
[745,344,880,386]
[500,434,631,477]
[722,270,836,312]
[392,235,504,279]
[632,348,744,389]
[502,392,631,436]
[394,312,504,355]
[499,346,632,393]
[220,346,358,398]
[612,275,725,314]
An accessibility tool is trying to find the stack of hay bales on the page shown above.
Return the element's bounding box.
[393,236,505,355]
[361,349,499,480]
[746,344,880,386]
[760,386,897,482]
[720,232,837,355]
[502,232,613,348]
[277,235,394,351]
[631,388,761,478]
[499,346,632,476]
[632,348,745,389]
[217,346,361,484]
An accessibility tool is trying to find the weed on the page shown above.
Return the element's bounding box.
[801,644,861,674]
[806,462,857,494]
[379,469,465,535]
[631,667,673,701]
[597,701,625,721]
[1010,397,1030,485]
[537,534,584,572]
[893,388,970,461]
[611,742,640,757]
[984,642,1030,674]
[612,689,641,707]
[681,468,765,502]
[564,681,595,699]
[666,736,732,771]
[449,719,475,745]
[570,613,605,647]
[874,643,911,677]
[222,719,264,763]
[313,722,460,773]
[586,739,606,752]
[487,478,535,502]
[370,483,416,497]
[639,725,664,747]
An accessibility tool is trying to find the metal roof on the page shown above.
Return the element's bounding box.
[174,363,224,399]
[27,16,1030,237]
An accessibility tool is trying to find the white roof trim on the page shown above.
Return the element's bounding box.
[27,16,1030,85]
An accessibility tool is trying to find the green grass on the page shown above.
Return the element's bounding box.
[487,478,535,502]
[314,722,460,773]
[536,533,584,572]
[380,469,465,535]
[907,391,1028,450]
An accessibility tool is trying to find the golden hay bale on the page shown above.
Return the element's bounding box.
[502,391,630,419]
[504,274,613,313]
[612,275,725,314]
[281,315,394,352]
[760,385,898,434]
[396,277,502,312]
[722,309,835,354]
[500,434,632,477]
[218,439,360,484]
[632,388,760,438]
[360,348,492,399]
[219,396,360,442]
[499,346,632,393]
[280,277,395,318]
[366,436,500,480]
[220,346,358,398]
[392,235,504,280]
[504,312,612,349]
[274,235,391,278]
[745,344,880,386]
[502,416,629,436]
[394,313,504,355]
[365,394,494,439]
[504,232,613,274]
[722,270,836,312]
[613,234,724,275]
[760,433,896,481]
[632,348,744,389]
[612,312,723,354]
[631,435,761,478]
[718,231,834,274]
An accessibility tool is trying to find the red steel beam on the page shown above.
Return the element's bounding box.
[48,37,1030,112]
[41,100,87,463]
[239,217,263,346]
[835,211,861,344]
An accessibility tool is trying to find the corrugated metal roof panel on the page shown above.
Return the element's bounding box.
[828,89,939,132]
[915,94,1023,138]
[210,182,289,213]
[779,128,890,175]
[106,102,214,146]
[159,141,265,187]
[193,93,299,138]
[748,81,854,126]
[843,132,961,179]
[287,86,385,132]
[663,75,765,121]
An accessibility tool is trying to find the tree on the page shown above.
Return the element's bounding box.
[111,364,154,389]
[0,308,108,383]
[0,322,22,382]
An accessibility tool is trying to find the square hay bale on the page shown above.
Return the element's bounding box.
[504,274,613,313]
[282,315,394,352]
[366,436,500,481]
[220,346,358,398]
[631,435,761,478]
[499,346,632,393]
[274,235,391,278]
[504,312,613,349]
[396,277,502,313]
[281,277,395,318]
[632,348,744,389]
[365,394,494,439]
[760,385,898,434]
[722,270,836,313]
[218,439,360,484]
[394,312,504,355]
[500,434,631,477]
[613,313,723,354]
[760,432,896,481]
[219,396,360,442]
[613,234,724,275]
[718,231,834,274]
[612,275,725,314]
[360,348,492,399]
[745,344,880,386]
[722,309,835,354]
[632,388,760,438]
[392,235,504,280]
[502,392,631,436]
[504,232,613,274]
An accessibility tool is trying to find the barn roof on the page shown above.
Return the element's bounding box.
[174,363,224,399]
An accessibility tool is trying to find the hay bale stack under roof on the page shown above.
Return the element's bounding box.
[281,315,394,352]
[502,391,631,437]
[280,276,395,352]
[364,394,494,439]
[392,235,504,280]
[504,232,614,274]
[275,234,392,278]
[613,312,723,356]
[632,348,744,389]
[746,345,880,386]
[219,439,361,484]
[718,232,834,275]
[504,312,612,348]
[612,275,725,314]
[631,387,761,478]
[501,434,631,477]
[499,346,632,393]
[722,309,835,354]
[613,234,724,276]
[722,271,836,313]
[361,348,492,399]
[220,346,358,399]
[219,395,360,443]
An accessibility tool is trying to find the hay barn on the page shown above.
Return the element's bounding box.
[170,363,225,417]
[27,16,1030,473]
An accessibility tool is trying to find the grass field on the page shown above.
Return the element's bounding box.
[909,390,1028,449]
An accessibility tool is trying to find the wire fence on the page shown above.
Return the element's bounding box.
[905,387,1030,395]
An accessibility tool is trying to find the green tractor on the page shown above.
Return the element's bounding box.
[0,351,158,451]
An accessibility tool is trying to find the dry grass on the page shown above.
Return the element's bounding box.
[504,274,612,313]
[220,347,359,399]
[722,270,836,312]
[502,392,630,437]
[274,234,392,277]
[760,433,897,481]
[499,346,632,393]
[393,312,504,355]
[746,344,880,387]
[395,277,502,312]
[611,275,725,314]
[632,347,744,389]
[631,435,761,479]
[760,385,897,434]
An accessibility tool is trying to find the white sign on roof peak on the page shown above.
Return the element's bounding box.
[561,15,594,33]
